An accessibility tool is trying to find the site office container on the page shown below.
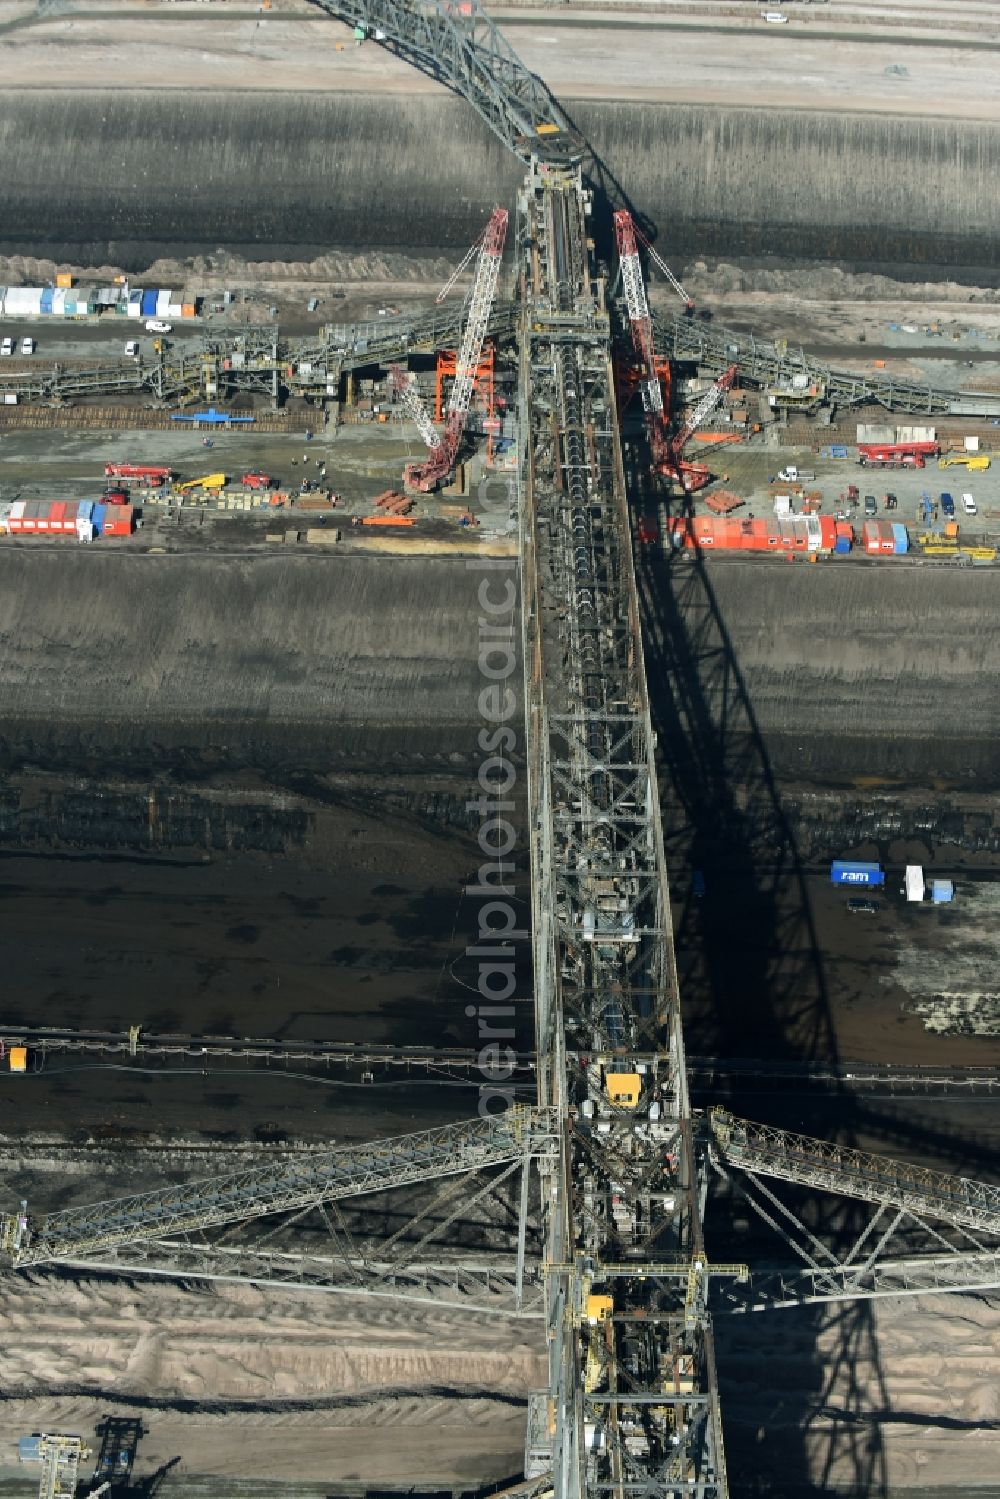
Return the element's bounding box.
[834,521,854,554]
[101,504,134,537]
[891,521,909,554]
[6,500,25,533]
[92,503,108,535]
[831,860,885,887]
[40,287,54,315]
[181,303,197,319]
[140,290,157,318]
[155,289,173,316]
[127,294,143,319]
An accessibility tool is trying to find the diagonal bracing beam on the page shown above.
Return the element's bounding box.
[0,1107,554,1268]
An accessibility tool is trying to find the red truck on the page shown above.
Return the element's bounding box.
[857,441,939,470]
[241,472,274,490]
[104,464,173,485]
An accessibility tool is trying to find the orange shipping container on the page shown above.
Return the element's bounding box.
[56,272,74,288]
[181,304,197,319]
[362,514,416,527]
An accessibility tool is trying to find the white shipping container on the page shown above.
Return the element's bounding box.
[3,393,18,406]
[805,515,822,552]
[896,425,936,444]
[10,501,24,518]
[6,288,42,313]
[857,423,894,444]
[126,303,142,318]
[156,290,173,314]
[964,435,980,452]
[166,304,183,318]
[905,865,925,902]
[52,288,66,315]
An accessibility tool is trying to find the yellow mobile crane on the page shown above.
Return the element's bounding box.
[938,453,991,470]
[173,472,227,493]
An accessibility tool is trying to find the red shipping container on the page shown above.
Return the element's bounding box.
[863,520,881,554]
[102,504,134,537]
[48,501,66,531]
[819,516,837,551]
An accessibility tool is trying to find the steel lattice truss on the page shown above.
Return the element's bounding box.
[518,162,728,1499]
[710,1111,1000,1314]
[1,1109,554,1267]
[710,1111,1000,1236]
[307,1,582,164]
[653,310,1000,417]
[2,299,997,419]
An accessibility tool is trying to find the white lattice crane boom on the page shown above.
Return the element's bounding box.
[402,206,509,492]
[635,223,695,311]
[613,208,672,473]
[390,366,441,454]
[670,363,739,460]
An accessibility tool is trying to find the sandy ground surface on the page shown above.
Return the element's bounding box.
[0,1274,543,1488]
[0,0,997,117]
[0,1270,996,1493]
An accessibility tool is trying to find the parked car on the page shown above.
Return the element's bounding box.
[0,337,13,357]
[125,340,140,357]
[19,336,34,355]
[940,492,956,518]
[863,494,877,516]
[144,319,172,334]
[962,493,977,515]
[847,897,880,915]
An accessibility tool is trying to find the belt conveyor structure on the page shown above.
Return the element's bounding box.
[4,10,1000,1499]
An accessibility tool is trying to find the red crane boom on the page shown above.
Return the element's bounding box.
[400,207,509,492]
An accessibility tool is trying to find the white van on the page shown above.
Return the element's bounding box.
[761,11,789,21]
[962,493,977,515]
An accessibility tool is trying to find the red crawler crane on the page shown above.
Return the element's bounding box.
[614,210,737,493]
[392,207,509,493]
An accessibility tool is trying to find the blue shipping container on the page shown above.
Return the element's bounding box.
[141,290,157,317]
[834,537,851,555]
[78,500,93,520]
[40,287,54,314]
[891,522,909,554]
[92,503,107,535]
[831,860,885,887]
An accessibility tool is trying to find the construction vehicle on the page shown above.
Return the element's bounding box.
[858,440,939,469]
[18,1433,91,1499]
[241,472,274,489]
[939,453,990,471]
[173,473,227,493]
[393,206,508,492]
[104,463,172,485]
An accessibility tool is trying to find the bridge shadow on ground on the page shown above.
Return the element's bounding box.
[625,442,890,1498]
